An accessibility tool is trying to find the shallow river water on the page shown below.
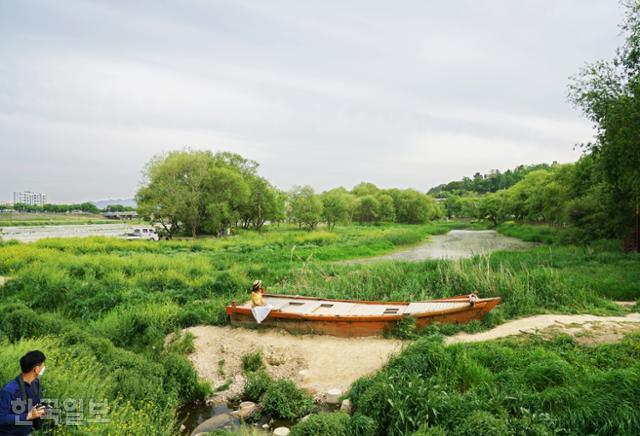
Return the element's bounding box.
[347,229,535,263]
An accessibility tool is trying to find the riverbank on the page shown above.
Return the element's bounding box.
[185,309,640,401]
[182,310,640,433]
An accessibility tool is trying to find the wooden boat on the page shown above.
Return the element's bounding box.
[226,293,501,337]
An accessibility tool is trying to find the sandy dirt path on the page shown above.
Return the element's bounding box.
[185,311,640,401]
[447,312,640,345]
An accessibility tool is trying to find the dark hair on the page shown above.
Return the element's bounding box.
[20,350,46,373]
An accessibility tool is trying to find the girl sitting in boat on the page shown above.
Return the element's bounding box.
[469,290,479,306]
[250,280,273,324]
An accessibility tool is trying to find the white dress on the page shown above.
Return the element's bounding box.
[251,304,273,324]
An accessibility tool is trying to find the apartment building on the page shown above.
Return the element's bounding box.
[13,191,47,206]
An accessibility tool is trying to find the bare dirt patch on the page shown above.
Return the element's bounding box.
[184,313,640,403]
[184,325,403,402]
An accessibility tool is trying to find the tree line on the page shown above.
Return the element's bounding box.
[428,163,553,195]
[135,150,443,238]
[5,203,135,214]
[439,157,616,241]
[7,202,102,214]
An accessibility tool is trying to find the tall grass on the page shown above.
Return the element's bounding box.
[349,333,640,435]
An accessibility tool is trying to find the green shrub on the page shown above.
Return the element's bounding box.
[91,302,180,351]
[263,379,314,420]
[390,315,417,339]
[161,352,211,404]
[0,303,68,342]
[179,299,229,326]
[243,370,273,402]
[241,351,265,373]
[463,319,483,333]
[347,414,377,436]
[452,411,510,436]
[291,412,350,436]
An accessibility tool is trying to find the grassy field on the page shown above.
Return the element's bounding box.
[0,221,638,433]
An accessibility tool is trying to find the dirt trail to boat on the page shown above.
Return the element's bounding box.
[185,311,640,401]
[447,312,640,345]
[344,230,536,263]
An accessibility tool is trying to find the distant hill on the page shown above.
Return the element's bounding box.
[428,163,554,196]
[92,198,137,209]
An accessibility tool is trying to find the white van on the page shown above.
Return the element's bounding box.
[124,226,159,241]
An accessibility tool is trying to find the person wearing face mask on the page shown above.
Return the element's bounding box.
[0,350,47,435]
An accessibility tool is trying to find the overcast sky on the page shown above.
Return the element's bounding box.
[0,0,626,203]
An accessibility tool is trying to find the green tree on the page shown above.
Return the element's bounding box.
[377,193,396,222]
[354,195,380,223]
[288,186,323,230]
[343,192,359,225]
[272,190,287,225]
[137,151,210,238]
[352,182,380,197]
[321,189,350,230]
[443,194,463,219]
[478,191,507,226]
[394,190,441,224]
[569,1,640,238]
[212,151,259,178]
[136,149,256,238]
[202,166,250,235]
[239,176,281,230]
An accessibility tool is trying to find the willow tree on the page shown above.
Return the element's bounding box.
[136,151,210,238]
[136,150,251,238]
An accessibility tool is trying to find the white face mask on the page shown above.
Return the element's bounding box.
[37,366,45,377]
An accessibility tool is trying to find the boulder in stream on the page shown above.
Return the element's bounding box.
[191,413,239,435]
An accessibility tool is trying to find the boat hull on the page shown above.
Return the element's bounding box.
[226,295,500,337]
